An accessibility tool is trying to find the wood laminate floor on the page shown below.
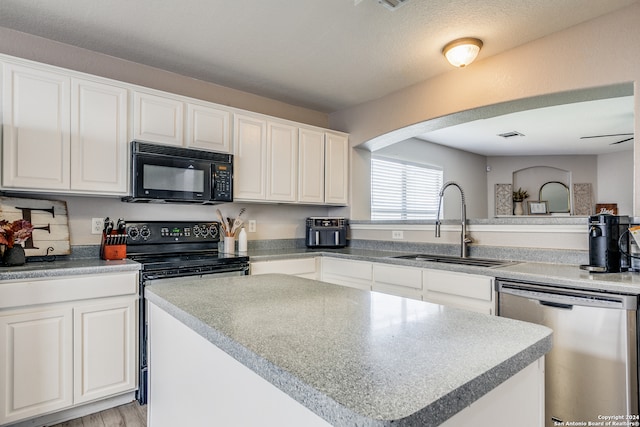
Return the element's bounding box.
[49,402,146,427]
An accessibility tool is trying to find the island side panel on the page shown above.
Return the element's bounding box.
[440,357,545,427]
[147,302,332,427]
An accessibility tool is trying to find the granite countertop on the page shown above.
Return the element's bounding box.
[146,274,552,427]
[0,258,140,281]
[248,247,640,295]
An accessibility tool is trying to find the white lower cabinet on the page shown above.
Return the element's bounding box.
[251,258,318,279]
[0,272,138,425]
[423,269,495,315]
[73,297,137,405]
[0,307,74,424]
[321,258,372,290]
[372,264,422,300]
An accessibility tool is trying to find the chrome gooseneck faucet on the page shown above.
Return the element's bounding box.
[435,181,472,258]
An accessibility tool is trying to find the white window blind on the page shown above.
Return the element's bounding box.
[371,157,443,220]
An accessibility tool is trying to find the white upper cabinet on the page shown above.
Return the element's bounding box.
[233,117,301,203]
[70,78,128,193]
[324,132,349,205]
[2,61,128,195]
[266,121,297,202]
[2,63,71,190]
[133,90,233,153]
[233,114,267,200]
[298,128,325,204]
[299,128,349,206]
[133,91,183,147]
[186,102,231,152]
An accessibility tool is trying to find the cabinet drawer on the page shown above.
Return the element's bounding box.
[373,264,422,289]
[321,258,372,290]
[372,264,422,299]
[424,270,493,301]
[0,272,138,309]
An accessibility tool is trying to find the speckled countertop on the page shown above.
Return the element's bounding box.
[146,274,552,427]
[0,258,140,281]
[249,247,640,295]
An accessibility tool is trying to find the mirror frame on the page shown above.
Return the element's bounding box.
[539,181,571,214]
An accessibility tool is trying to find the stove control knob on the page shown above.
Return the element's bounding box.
[140,225,151,240]
[128,226,140,240]
[208,225,219,239]
[201,225,210,237]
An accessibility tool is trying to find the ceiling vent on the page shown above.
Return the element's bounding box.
[498,131,525,138]
[377,0,409,10]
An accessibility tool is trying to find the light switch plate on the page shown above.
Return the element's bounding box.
[392,230,403,239]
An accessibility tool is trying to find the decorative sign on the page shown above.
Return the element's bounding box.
[595,203,618,215]
[0,196,71,256]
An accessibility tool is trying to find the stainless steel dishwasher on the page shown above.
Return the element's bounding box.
[497,279,639,426]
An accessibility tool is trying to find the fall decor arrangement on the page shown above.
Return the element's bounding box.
[0,219,34,266]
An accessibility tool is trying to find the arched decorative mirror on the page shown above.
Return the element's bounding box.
[539,181,570,213]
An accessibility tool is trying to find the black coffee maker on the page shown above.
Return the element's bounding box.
[581,214,629,273]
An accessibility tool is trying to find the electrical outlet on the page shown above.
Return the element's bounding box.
[91,218,104,235]
[392,230,403,239]
[248,220,257,233]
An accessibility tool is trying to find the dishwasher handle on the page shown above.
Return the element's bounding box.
[539,300,573,310]
[497,280,638,310]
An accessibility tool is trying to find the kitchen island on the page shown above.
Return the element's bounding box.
[145,274,552,427]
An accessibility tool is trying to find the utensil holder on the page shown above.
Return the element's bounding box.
[223,236,235,254]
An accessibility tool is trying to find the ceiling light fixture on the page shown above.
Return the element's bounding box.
[442,38,483,68]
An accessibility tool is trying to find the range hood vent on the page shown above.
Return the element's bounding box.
[498,131,525,138]
[377,0,409,10]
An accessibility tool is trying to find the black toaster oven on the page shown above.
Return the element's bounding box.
[305,217,348,248]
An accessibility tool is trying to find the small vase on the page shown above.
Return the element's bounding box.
[223,236,235,254]
[3,245,26,266]
[513,201,524,216]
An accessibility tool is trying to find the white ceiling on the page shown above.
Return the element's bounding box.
[417,96,635,156]
[0,0,637,113]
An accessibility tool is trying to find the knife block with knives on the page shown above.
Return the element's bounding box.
[100,217,127,260]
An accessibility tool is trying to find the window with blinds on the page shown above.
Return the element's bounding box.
[371,156,443,220]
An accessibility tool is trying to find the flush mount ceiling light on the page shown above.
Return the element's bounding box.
[442,38,483,68]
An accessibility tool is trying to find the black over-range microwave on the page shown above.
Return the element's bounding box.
[123,141,233,204]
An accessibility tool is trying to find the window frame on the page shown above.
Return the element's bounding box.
[370,155,443,220]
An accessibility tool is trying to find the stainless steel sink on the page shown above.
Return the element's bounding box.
[392,254,514,268]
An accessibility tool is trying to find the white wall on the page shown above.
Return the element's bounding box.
[375,138,487,219]
[597,150,634,215]
[16,194,338,246]
[330,3,640,220]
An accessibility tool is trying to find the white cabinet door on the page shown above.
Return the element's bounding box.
[233,114,267,200]
[372,264,423,300]
[0,307,73,424]
[2,63,71,190]
[423,269,495,315]
[133,91,183,146]
[70,78,128,194]
[73,297,137,404]
[186,102,231,153]
[267,121,297,202]
[298,128,325,204]
[324,132,349,205]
